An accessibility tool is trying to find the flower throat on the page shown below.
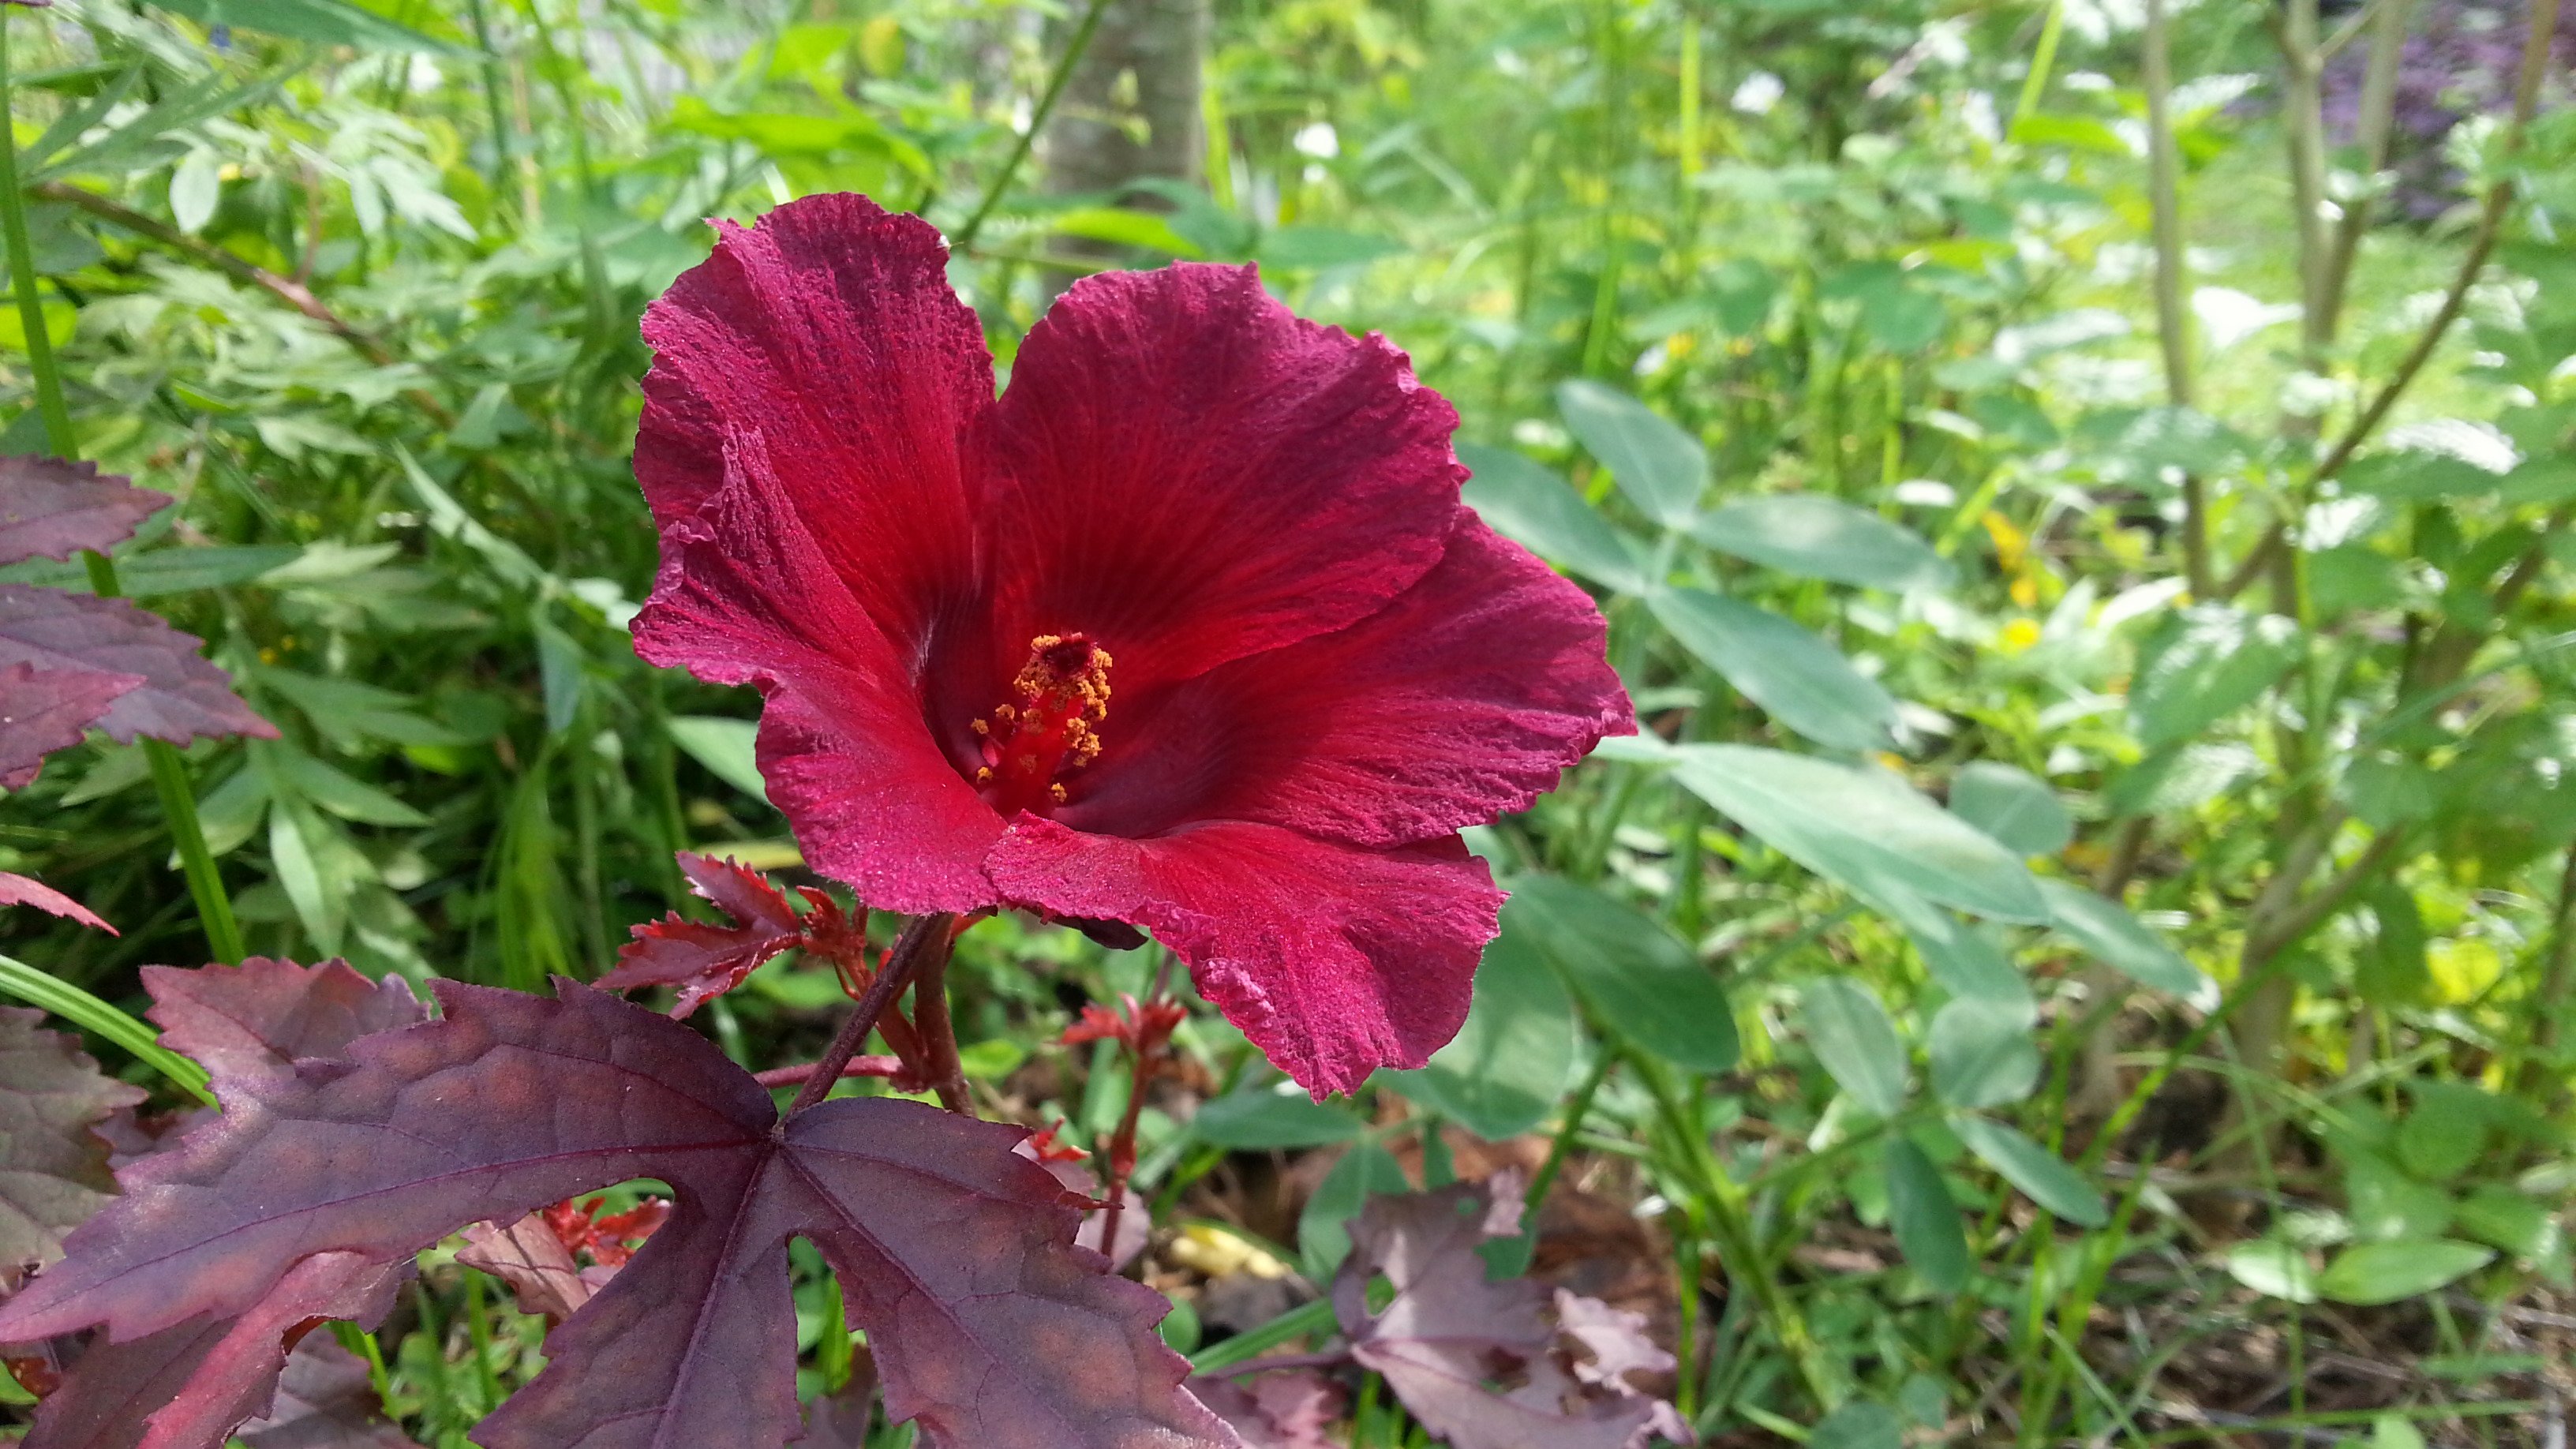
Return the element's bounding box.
[972,633,1112,817]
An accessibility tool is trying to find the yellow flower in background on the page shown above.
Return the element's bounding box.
[1999,617,2042,653]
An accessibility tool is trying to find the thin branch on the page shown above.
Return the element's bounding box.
[2315,0,2415,345]
[2142,0,2211,597]
[952,0,1115,250]
[2247,827,2410,966]
[908,945,974,1114]
[35,181,395,365]
[788,913,954,1118]
[2312,0,2563,481]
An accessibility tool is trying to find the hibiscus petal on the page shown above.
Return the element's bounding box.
[634,434,1003,915]
[987,821,1501,1096]
[638,193,990,661]
[1061,515,1634,847]
[982,263,1462,695]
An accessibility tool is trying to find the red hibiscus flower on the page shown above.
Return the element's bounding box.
[632,193,1631,1095]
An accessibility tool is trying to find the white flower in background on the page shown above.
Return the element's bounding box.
[1292,122,1340,159]
[1732,72,1784,115]
[2191,287,2301,351]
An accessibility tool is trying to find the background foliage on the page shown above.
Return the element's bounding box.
[3,0,2574,1441]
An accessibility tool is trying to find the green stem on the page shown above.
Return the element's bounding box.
[0,17,73,453]
[1628,1050,1840,1410]
[1,21,248,968]
[953,0,1114,250]
[2012,0,2067,131]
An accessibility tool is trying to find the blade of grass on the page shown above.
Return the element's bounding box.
[0,954,215,1104]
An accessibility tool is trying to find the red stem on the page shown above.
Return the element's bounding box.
[788,914,953,1119]
[753,1057,905,1089]
[909,942,975,1114]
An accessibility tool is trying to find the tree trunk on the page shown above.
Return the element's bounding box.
[1038,0,1208,290]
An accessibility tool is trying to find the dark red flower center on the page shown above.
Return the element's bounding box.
[972,633,1113,817]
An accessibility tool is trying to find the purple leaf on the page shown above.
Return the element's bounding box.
[0,662,140,791]
[18,1252,407,1449]
[595,853,816,1017]
[1331,1174,1690,1449]
[0,872,117,935]
[0,1008,144,1289]
[0,587,274,750]
[0,458,170,568]
[0,979,1241,1449]
[455,1213,605,1325]
[238,1336,421,1449]
[788,1363,878,1449]
[142,957,426,1085]
[1187,1370,1343,1449]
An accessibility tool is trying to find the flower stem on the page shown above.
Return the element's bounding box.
[953,0,1114,249]
[0,19,248,968]
[788,914,953,1118]
[908,945,974,1113]
[751,1056,905,1090]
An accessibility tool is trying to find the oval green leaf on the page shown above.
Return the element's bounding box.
[1953,1115,2106,1226]
[1649,588,1896,753]
[1948,762,2072,858]
[1507,875,1737,1073]
[1803,976,1908,1116]
[1192,1085,1365,1151]
[1691,494,1953,593]
[1671,744,2049,922]
[1457,444,1649,593]
[1556,380,1705,530]
[1882,1137,1971,1292]
[1927,999,2039,1110]
[1386,915,1579,1140]
[2316,1240,2496,1305]
[2038,880,2213,1005]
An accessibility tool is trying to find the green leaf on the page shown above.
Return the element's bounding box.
[2345,1151,2455,1242]
[1947,762,2072,857]
[2128,606,2302,748]
[1906,912,2034,1012]
[170,148,222,235]
[1192,1084,1364,1150]
[1649,588,1896,752]
[2222,1240,2320,1303]
[1927,999,2039,1109]
[2316,1240,2495,1305]
[1881,1137,1970,1291]
[1953,1116,2106,1226]
[1506,875,1738,1073]
[1253,227,1403,270]
[2454,1185,2569,1275]
[2357,883,2429,1008]
[668,716,769,804]
[156,0,472,52]
[1809,1402,1904,1449]
[2104,740,2262,818]
[2342,451,2506,501]
[1803,976,1908,1115]
[2039,880,2212,1003]
[1556,380,1704,529]
[272,747,429,828]
[265,796,343,956]
[1299,1142,1407,1276]
[1671,744,2048,922]
[1457,444,1649,593]
[1691,495,1953,593]
[1385,915,1578,1140]
[2396,1081,2493,1183]
[0,545,302,597]
[1049,207,1204,258]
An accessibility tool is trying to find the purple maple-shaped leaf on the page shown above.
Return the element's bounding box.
[0,586,273,751]
[237,1335,421,1449]
[0,1008,145,1289]
[0,457,170,568]
[0,871,117,934]
[141,957,427,1085]
[19,1252,408,1449]
[0,978,1241,1449]
[596,852,812,1017]
[1331,1173,1689,1449]
[1187,1370,1343,1449]
[0,661,141,791]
